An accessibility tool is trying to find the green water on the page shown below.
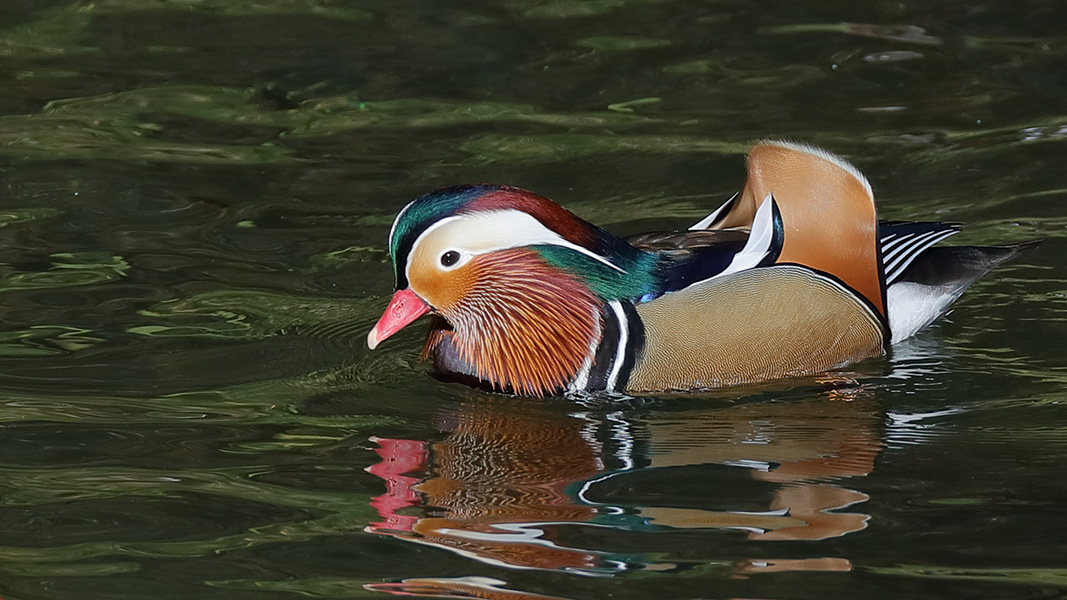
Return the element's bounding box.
[0,1,1064,599]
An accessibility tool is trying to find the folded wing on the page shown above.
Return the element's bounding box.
[696,141,886,319]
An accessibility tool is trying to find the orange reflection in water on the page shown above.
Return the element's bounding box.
[642,387,880,544]
[366,387,883,584]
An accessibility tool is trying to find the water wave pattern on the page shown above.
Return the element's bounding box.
[0,1,1064,599]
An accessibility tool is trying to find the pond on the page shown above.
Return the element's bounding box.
[0,1,1064,599]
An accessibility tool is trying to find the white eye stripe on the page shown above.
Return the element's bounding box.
[404,209,625,284]
[404,215,463,283]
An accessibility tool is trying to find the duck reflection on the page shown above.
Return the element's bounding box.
[635,385,878,544]
[367,398,607,573]
[366,384,882,579]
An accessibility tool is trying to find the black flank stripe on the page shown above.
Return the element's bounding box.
[756,197,785,268]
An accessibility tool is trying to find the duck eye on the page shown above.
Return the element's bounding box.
[440,250,460,267]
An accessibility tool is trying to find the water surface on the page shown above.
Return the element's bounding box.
[0,1,1065,599]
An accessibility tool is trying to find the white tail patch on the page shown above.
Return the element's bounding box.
[887,281,962,343]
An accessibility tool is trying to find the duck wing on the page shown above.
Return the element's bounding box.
[626,228,750,251]
[628,198,788,300]
[693,141,886,318]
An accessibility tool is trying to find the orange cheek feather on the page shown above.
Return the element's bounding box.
[408,260,476,313]
[421,249,602,397]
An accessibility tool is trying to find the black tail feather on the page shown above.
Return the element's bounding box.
[897,240,1042,289]
[886,239,1041,343]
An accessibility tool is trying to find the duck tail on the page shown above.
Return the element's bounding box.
[886,239,1042,343]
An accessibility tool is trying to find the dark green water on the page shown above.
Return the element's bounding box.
[0,1,1065,599]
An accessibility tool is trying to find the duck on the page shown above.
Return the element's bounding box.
[366,140,1036,396]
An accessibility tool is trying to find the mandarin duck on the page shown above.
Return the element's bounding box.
[367,141,1035,396]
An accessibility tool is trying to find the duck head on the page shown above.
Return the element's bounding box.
[367,184,658,396]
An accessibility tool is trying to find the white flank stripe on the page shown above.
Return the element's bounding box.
[605,301,628,392]
[568,316,602,394]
